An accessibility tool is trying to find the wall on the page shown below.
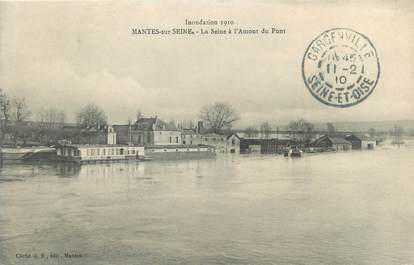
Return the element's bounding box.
[333,143,351,151]
[113,126,130,144]
[182,133,228,152]
[153,130,182,145]
[361,140,376,150]
[226,135,240,153]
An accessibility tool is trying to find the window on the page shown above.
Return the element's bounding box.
[138,136,142,144]
[176,137,179,143]
[97,149,100,156]
[147,135,151,143]
[120,148,124,155]
[169,137,172,143]
[132,150,135,154]
[232,139,235,145]
[205,138,208,141]
[190,140,193,145]
[183,140,186,144]
[87,149,91,156]
[103,149,106,155]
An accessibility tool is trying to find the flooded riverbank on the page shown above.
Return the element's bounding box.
[0,149,413,265]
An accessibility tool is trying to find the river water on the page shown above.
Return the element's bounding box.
[0,148,413,265]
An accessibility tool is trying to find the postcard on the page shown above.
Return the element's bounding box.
[0,1,413,265]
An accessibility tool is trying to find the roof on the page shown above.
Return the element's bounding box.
[113,124,129,129]
[56,144,142,148]
[134,117,178,131]
[62,125,112,132]
[227,133,241,140]
[240,138,291,144]
[346,134,375,141]
[202,132,225,137]
[181,129,197,135]
[314,135,351,145]
[145,144,213,149]
[181,130,231,138]
[329,137,352,145]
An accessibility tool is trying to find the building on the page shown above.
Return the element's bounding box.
[239,138,292,154]
[312,135,352,151]
[56,144,145,164]
[106,126,117,145]
[345,134,376,150]
[114,117,181,146]
[60,125,117,145]
[181,121,235,153]
[226,134,240,153]
[182,130,228,152]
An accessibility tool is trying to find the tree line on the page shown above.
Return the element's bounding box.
[0,88,408,147]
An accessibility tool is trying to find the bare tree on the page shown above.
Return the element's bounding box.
[38,108,66,129]
[288,118,314,147]
[368,128,376,138]
[245,126,259,138]
[12,97,31,123]
[0,89,11,125]
[260,122,272,139]
[77,103,107,128]
[180,120,195,130]
[199,102,239,133]
[0,89,11,142]
[326,123,336,134]
[390,124,404,147]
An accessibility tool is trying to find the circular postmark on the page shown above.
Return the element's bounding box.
[302,28,380,107]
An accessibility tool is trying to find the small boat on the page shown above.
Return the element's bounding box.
[284,147,303,158]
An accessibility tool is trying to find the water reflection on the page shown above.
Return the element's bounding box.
[55,163,82,177]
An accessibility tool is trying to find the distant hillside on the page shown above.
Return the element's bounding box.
[249,120,414,133]
[312,120,414,132]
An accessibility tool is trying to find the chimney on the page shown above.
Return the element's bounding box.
[197,121,203,134]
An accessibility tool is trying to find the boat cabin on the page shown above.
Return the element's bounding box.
[56,144,145,163]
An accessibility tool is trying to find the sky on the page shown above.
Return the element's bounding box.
[0,0,413,128]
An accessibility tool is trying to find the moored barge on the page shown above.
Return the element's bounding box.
[144,144,215,160]
[55,144,145,164]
